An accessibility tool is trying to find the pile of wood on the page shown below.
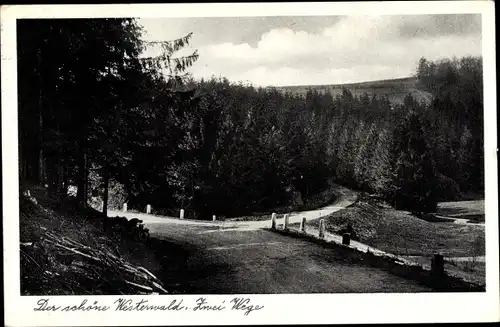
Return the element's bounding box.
[104,217,150,242]
[20,230,167,295]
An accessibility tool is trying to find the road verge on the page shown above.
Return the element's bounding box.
[268,227,485,292]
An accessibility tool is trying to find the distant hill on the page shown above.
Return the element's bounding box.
[271,76,433,106]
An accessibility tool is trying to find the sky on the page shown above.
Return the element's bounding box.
[138,14,482,87]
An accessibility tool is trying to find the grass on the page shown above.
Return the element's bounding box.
[291,194,485,257]
[398,255,485,285]
[228,213,272,222]
[288,193,485,284]
[436,200,485,223]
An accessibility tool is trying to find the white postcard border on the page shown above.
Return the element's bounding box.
[2,2,498,326]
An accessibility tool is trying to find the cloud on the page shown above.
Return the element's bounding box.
[141,15,482,86]
[201,64,411,87]
[396,14,481,38]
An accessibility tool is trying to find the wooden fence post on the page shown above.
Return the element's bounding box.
[284,214,289,230]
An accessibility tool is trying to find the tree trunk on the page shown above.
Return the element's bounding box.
[47,156,58,193]
[102,163,109,218]
[19,143,26,181]
[37,48,45,185]
[56,162,64,194]
[76,149,87,208]
[62,162,68,195]
[83,153,88,208]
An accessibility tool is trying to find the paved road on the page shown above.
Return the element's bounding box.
[108,186,433,293]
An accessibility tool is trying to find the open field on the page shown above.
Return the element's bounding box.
[273,76,433,105]
[436,200,485,223]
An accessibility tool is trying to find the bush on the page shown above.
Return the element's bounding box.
[435,173,461,201]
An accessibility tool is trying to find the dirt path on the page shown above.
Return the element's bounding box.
[402,255,486,263]
[145,222,432,293]
[107,186,435,293]
[107,184,358,230]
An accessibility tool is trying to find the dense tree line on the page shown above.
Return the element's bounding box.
[123,62,482,217]
[18,18,198,217]
[18,18,484,219]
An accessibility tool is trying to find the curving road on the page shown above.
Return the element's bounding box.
[108,185,433,293]
[108,184,358,229]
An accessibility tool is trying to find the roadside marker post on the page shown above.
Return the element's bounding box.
[319,219,325,238]
[431,253,445,280]
[283,214,289,230]
[146,204,151,214]
[271,213,277,229]
[180,209,185,219]
[123,203,127,212]
[300,217,306,232]
[342,233,351,245]
[213,215,216,221]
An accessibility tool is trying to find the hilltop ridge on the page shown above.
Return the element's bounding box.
[271,76,433,105]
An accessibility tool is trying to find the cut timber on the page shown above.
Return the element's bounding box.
[124,280,153,292]
[50,241,102,262]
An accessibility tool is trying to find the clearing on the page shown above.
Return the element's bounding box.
[436,200,485,224]
[273,76,433,106]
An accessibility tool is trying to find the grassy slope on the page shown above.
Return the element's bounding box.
[273,76,433,105]
[288,193,485,284]
[19,186,169,295]
[295,194,485,258]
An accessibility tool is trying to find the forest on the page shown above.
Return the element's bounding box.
[17,18,484,220]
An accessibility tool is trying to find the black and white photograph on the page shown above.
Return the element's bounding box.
[2,2,499,325]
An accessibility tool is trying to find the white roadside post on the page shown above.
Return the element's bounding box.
[180,209,185,219]
[319,219,325,239]
[283,214,289,230]
[300,217,306,232]
[271,213,277,229]
[212,215,216,221]
[146,204,151,214]
[123,203,127,212]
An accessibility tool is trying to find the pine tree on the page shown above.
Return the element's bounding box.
[391,111,438,213]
